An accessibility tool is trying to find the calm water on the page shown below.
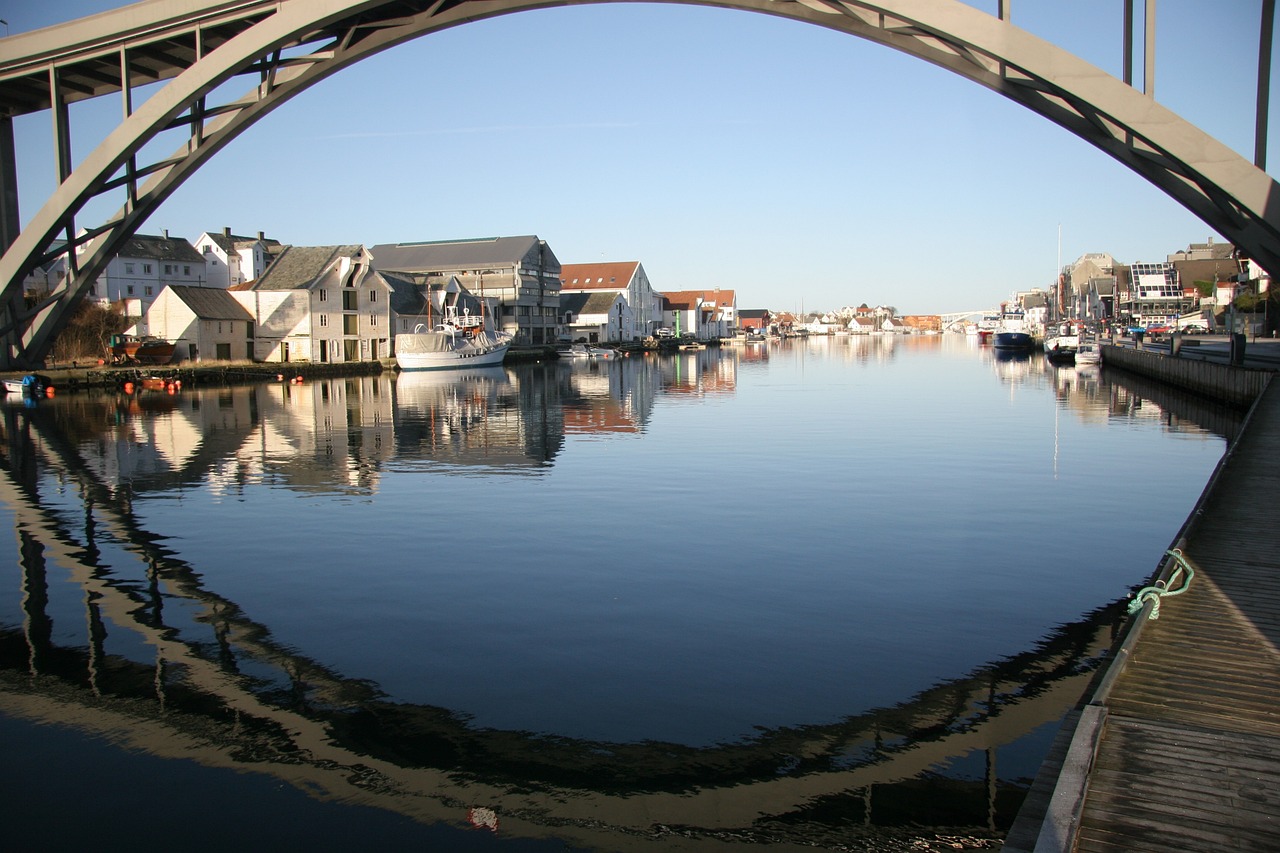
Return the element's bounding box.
[0,335,1233,851]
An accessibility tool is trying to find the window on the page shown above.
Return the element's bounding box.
[164,264,173,275]
[183,265,191,276]
[124,263,134,274]
[319,290,327,302]
[127,285,134,295]
[144,286,153,296]
[143,264,152,274]
[370,314,377,326]
[369,290,377,302]
[319,314,328,327]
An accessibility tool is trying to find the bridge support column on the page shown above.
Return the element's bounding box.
[0,115,18,252]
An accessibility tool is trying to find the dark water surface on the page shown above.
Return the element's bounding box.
[0,335,1233,850]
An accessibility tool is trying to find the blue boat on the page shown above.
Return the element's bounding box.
[993,304,1034,350]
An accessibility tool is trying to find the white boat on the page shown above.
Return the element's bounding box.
[1043,321,1081,362]
[396,305,512,371]
[560,343,618,360]
[1074,340,1102,365]
[3,374,52,398]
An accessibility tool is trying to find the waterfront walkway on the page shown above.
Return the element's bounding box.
[1004,373,1280,851]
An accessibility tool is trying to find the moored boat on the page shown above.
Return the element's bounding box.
[2,373,53,398]
[110,334,177,365]
[993,304,1034,350]
[1043,321,1081,363]
[396,304,512,371]
[1074,340,1102,365]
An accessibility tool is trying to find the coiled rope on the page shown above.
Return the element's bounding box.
[1127,548,1196,621]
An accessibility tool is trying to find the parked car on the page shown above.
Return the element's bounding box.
[654,328,675,339]
[1181,323,1208,334]
[1145,324,1172,335]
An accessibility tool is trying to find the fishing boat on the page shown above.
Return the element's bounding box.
[1074,339,1102,366]
[1043,321,1080,362]
[396,301,512,371]
[109,334,177,365]
[993,304,1034,351]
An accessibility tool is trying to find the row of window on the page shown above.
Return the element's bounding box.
[122,262,195,276]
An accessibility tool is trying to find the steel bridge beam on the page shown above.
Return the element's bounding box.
[0,0,1278,368]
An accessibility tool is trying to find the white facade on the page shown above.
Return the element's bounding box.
[193,229,276,289]
[559,262,663,339]
[138,286,256,362]
[81,232,206,313]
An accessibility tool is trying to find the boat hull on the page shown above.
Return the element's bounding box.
[993,331,1034,349]
[397,343,510,371]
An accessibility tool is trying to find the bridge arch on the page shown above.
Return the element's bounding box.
[1,0,1277,367]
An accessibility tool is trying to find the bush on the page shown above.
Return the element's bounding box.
[49,302,129,364]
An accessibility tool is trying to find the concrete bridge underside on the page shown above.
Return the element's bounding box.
[1,0,1278,368]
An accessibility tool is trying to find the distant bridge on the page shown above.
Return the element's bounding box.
[1,0,1278,368]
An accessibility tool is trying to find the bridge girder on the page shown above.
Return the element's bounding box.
[1,0,1277,368]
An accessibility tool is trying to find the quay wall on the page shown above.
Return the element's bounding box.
[1100,344,1269,408]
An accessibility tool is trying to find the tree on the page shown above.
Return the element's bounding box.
[48,302,129,364]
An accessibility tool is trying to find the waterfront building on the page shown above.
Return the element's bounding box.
[81,231,205,316]
[246,244,395,363]
[559,261,662,340]
[135,284,256,362]
[739,309,770,331]
[560,291,630,344]
[369,236,562,346]
[193,227,283,289]
[1120,261,1192,326]
[660,289,736,340]
[849,316,877,335]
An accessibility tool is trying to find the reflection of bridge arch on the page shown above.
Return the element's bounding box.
[0,1,1277,367]
[0,397,1124,845]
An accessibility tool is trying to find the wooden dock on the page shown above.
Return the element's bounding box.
[1004,374,1280,852]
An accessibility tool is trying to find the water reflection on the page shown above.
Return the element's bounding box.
[0,340,1234,849]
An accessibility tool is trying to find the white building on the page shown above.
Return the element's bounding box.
[136,285,256,362]
[82,231,206,315]
[559,261,663,340]
[246,244,397,363]
[560,291,630,343]
[193,227,282,289]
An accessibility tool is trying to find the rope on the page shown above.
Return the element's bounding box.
[1127,548,1196,620]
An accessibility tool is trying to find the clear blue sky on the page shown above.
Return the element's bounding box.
[2,0,1273,314]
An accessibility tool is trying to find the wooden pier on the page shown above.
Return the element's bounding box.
[1005,373,1280,852]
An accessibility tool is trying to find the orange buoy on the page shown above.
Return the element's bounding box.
[277,374,284,381]
[45,387,55,397]
[123,381,135,394]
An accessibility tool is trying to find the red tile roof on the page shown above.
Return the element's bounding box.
[559,262,639,290]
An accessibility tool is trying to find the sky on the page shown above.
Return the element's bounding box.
[1,0,1273,314]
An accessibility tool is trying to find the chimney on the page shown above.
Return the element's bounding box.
[223,226,231,237]
[163,228,169,239]
[258,231,264,241]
